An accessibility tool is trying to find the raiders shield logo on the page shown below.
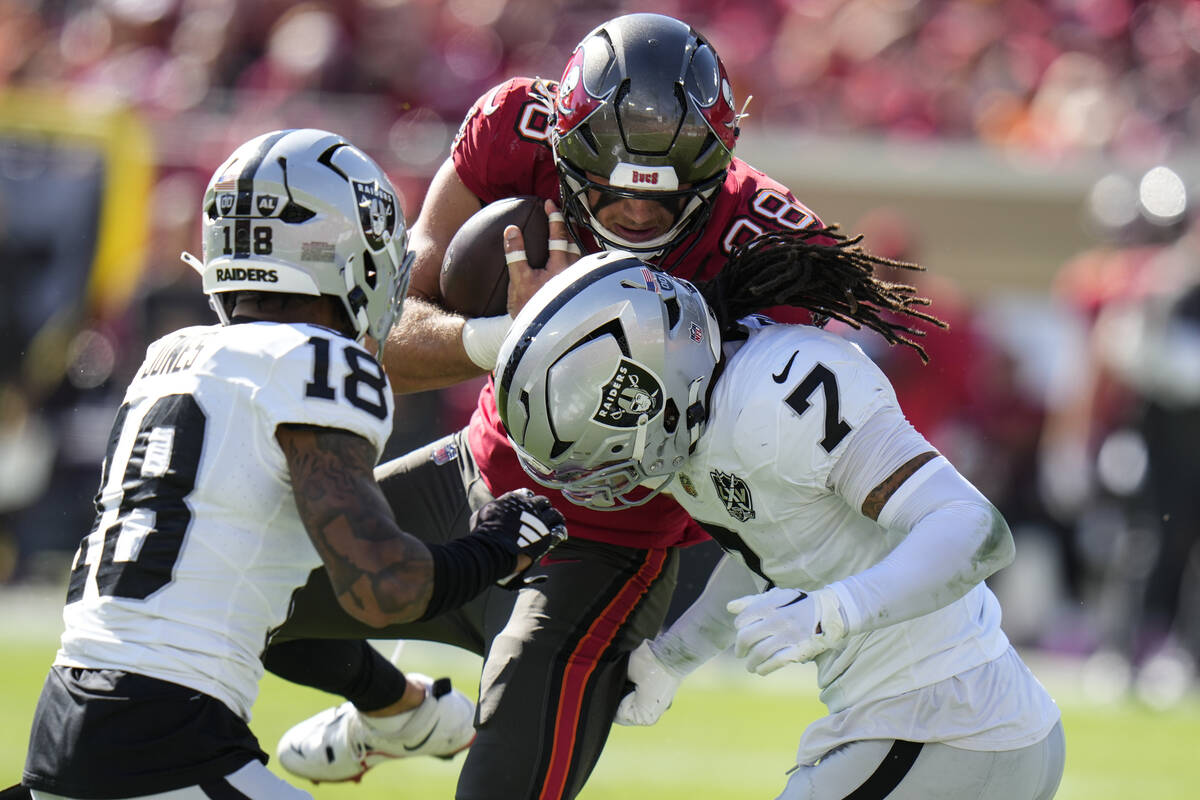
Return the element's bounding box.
[352,179,397,251]
[217,192,236,216]
[710,470,755,522]
[593,359,663,428]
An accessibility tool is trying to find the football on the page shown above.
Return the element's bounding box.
[439,196,550,318]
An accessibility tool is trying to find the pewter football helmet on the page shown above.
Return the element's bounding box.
[185,128,413,349]
[495,251,722,509]
[551,13,739,261]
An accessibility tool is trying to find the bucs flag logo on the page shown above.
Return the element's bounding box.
[710,469,755,522]
[352,180,397,251]
[593,359,663,428]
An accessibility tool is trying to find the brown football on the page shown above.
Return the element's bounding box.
[439,196,550,318]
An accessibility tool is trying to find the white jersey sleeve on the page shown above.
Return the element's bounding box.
[55,321,393,721]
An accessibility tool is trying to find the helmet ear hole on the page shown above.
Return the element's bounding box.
[362,250,378,289]
[279,202,315,223]
[663,398,679,434]
[664,296,681,329]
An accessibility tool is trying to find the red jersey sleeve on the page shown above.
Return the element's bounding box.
[451,78,561,204]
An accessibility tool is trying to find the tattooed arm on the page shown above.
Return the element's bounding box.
[277,424,438,628]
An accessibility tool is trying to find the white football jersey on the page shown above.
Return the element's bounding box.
[55,321,393,721]
[669,322,1058,760]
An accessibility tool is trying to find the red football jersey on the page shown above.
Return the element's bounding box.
[453,78,824,549]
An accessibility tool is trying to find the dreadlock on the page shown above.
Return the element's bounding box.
[695,225,947,363]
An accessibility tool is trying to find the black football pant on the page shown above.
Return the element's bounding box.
[266,429,680,800]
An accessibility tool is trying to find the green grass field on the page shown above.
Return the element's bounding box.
[3,588,1198,798]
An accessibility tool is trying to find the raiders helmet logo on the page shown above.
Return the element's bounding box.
[217,192,236,216]
[593,359,663,428]
[710,469,755,522]
[352,179,397,251]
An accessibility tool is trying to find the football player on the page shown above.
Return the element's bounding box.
[18,129,564,800]
[497,250,1066,799]
[263,13,896,799]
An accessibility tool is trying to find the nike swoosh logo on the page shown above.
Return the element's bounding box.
[481,86,504,116]
[404,725,437,752]
[772,351,800,384]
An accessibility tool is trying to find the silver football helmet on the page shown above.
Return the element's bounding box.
[183,128,413,349]
[551,13,740,262]
[495,251,722,509]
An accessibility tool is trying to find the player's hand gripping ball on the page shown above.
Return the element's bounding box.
[439,196,550,317]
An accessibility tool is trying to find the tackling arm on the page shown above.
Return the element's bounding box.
[278,424,437,626]
[829,452,1015,636]
[278,424,568,628]
[728,405,1015,675]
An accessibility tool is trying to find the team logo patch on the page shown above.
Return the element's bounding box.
[431,441,459,466]
[256,194,279,215]
[557,63,581,116]
[352,179,397,251]
[217,192,236,216]
[678,472,698,497]
[593,359,663,428]
[710,469,755,522]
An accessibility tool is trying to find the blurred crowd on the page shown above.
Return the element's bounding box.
[2,0,1200,705]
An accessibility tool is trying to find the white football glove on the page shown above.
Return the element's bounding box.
[727,587,847,676]
[615,640,684,726]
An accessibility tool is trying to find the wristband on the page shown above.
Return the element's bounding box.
[462,313,514,370]
[419,534,517,621]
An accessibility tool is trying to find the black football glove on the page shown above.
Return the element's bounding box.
[469,488,567,589]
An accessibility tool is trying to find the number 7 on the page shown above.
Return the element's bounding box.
[784,363,851,453]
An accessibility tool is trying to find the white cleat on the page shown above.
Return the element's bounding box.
[276,674,475,784]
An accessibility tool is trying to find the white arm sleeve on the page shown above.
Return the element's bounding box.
[650,554,765,676]
[828,460,1015,636]
[827,402,934,511]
